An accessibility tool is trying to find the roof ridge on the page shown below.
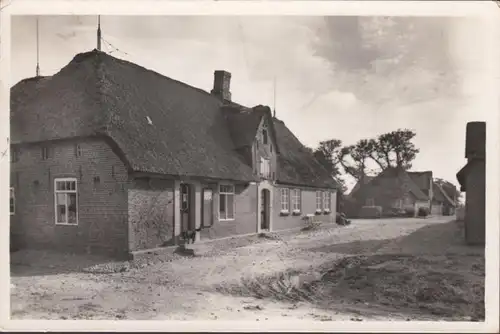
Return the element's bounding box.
[84,49,223,104]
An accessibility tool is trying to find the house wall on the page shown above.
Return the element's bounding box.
[464,160,485,244]
[128,178,175,251]
[10,138,130,256]
[272,185,336,231]
[200,182,258,240]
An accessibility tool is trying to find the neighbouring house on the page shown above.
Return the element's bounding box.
[456,121,486,245]
[432,181,457,216]
[9,49,338,258]
[350,167,429,217]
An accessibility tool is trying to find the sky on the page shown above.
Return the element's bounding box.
[10,15,493,191]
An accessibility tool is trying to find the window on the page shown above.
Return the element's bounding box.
[280,188,290,213]
[394,199,403,209]
[10,187,15,215]
[10,148,19,163]
[260,158,270,178]
[291,189,301,213]
[42,146,51,160]
[366,198,375,207]
[323,191,331,212]
[262,121,268,145]
[219,184,235,221]
[54,178,78,225]
[316,191,323,212]
[75,144,82,157]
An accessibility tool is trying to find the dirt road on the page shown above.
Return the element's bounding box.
[10,216,484,321]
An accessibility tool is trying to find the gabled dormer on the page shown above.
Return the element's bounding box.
[251,107,278,181]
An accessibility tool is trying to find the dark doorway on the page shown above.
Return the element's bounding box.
[260,189,270,230]
[180,183,193,233]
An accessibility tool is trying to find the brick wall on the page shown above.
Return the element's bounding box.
[10,137,130,256]
[272,185,335,231]
[200,182,258,240]
[128,178,175,251]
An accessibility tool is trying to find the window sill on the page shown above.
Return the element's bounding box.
[323,210,331,215]
[219,218,235,222]
[315,210,322,215]
[280,211,290,216]
[292,210,301,216]
[55,223,78,226]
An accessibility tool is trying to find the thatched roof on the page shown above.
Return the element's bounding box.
[432,182,455,206]
[10,49,335,188]
[407,171,432,194]
[272,119,337,189]
[370,167,428,201]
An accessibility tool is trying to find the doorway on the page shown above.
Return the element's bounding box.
[180,183,193,233]
[260,189,270,231]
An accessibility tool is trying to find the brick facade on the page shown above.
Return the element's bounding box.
[128,178,175,251]
[10,137,130,256]
[273,185,336,231]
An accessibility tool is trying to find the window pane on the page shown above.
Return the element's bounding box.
[68,193,77,224]
[227,194,234,219]
[56,193,67,223]
[219,194,226,218]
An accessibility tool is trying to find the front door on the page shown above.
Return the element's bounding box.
[260,189,270,230]
[180,183,192,233]
[202,188,213,228]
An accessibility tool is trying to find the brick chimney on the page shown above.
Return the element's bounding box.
[465,121,486,160]
[211,70,232,102]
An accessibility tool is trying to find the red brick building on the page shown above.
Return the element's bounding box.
[10,50,337,258]
[456,121,486,245]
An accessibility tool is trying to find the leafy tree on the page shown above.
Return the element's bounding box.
[311,139,347,193]
[369,129,419,170]
[338,139,378,181]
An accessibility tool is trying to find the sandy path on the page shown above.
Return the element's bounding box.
[10,216,467,321]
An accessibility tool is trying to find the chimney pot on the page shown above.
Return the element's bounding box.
[211,70,232,102]
[465,121,486,160]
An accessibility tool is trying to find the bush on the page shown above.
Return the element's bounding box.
[417,207,429,218]
[359,206,382,219]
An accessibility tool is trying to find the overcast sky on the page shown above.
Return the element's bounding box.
[11,15,492,190]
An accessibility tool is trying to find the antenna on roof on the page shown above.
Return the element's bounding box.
[97,15,102,51]
[35,16,40,77]
[273,76,277,118]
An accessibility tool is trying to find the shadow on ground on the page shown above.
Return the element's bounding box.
[310,220,484,256]
[10,250,118,277]
[215,220,485,321]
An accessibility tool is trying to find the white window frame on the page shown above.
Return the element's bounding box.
[291,189,301,213]
[366,198,375,207]
[54,178,79,225]
[316,191,323,213]
[260,158,270,179]
[323,191,331,213]
[219,184,235,221]
[10,187,15,215]
[280,188,290,213]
